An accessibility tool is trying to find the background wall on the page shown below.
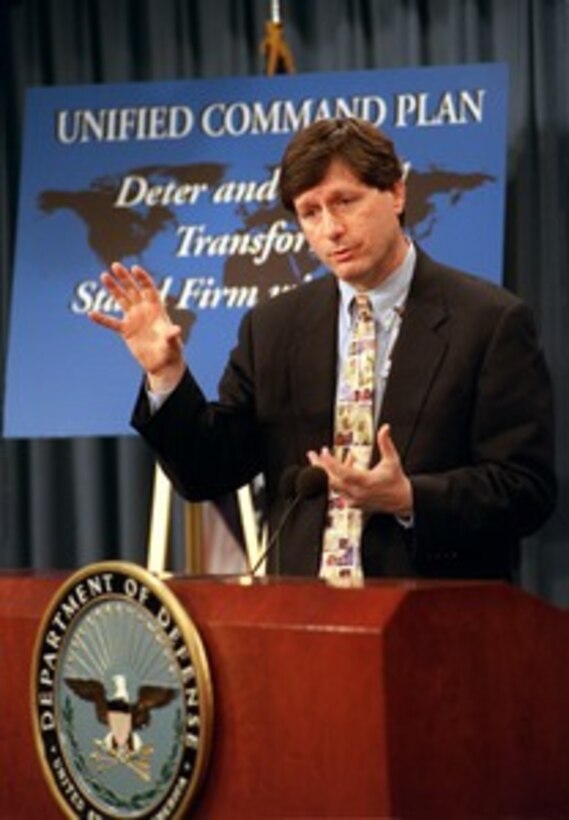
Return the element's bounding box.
[1,0,567,603]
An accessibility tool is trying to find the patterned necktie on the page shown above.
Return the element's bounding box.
[319,293,376,581]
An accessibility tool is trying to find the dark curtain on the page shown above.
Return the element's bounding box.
[1,0,567,603]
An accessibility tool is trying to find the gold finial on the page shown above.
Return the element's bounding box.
[261,0,295,75]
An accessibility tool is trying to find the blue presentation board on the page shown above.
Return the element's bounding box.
[4,63,508,437]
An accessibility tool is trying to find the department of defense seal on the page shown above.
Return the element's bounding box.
[31,561,213,819]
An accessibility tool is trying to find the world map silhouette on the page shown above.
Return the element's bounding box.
[38,162,495,339]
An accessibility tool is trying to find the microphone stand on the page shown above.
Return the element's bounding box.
[249,466,328,577]
[250,492,303,576]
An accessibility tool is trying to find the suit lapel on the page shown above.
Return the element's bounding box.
[285,256,449,465]
[289,275,338,456]
[379,252,449,461]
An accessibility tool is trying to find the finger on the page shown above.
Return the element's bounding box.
[131,265,162,304]
[99,271,127,300]
[88,310,123,333]
[377,423,398,461]
[98,273,133,314]
[110,262,144,303]
[343,451,357,469]
[316,447,344,472]
[306,448,343,483]
[307,448,337,472]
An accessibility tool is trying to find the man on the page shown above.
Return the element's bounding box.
[89,117,556,581]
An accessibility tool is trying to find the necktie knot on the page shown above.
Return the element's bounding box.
[354,293,373,324]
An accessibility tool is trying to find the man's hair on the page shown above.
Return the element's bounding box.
[279,117,404,213]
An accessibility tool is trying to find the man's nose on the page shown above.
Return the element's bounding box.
[321,209,344,238]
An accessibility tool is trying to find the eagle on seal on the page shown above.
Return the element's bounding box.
[65,674,178,754]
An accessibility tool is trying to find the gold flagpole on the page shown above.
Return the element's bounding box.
[146,463,173,576]
[260,0,295,75]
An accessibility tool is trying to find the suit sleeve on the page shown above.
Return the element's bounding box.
[410,299,556,560]
[131,311,263,501]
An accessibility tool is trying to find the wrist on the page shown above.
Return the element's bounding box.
[393,475,413,517]
[147,362,185,394]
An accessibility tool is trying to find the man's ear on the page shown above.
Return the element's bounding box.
[391,179,406,216]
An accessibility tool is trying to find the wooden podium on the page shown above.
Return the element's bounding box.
[1,572,568,818]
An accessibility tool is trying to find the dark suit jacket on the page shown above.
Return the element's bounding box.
[132,249,556,580]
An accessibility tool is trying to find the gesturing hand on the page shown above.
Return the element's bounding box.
[307,423,413,517]
[88,263,185,392]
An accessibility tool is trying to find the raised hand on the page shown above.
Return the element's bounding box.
[88,263,185,392]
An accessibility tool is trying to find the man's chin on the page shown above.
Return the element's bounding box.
[331,264,370,286]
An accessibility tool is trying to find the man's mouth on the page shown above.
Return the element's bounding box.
[331,247,355,262]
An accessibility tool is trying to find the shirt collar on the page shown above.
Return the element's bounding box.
[338,241,416,329]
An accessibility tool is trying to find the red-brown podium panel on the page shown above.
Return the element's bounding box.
[1,573,568,819]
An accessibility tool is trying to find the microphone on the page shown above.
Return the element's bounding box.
[250,465,328,576]
[279,464,302,503]
[296,465,329,499]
